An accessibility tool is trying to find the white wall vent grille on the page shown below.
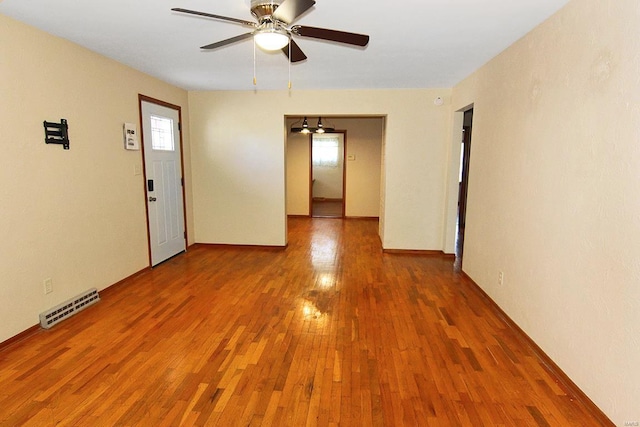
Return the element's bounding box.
[39,288,100,329]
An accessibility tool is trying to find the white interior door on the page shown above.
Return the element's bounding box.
[141,100,186,266]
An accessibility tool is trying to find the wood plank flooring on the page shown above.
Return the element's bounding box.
[312,201,343,218]
[0,218,609,426]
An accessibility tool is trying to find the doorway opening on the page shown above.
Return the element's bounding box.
[456,108,473,261]
[285,115,384,223]
[311,132,346,218]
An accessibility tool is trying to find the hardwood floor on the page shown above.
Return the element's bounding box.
[312,200,343,218]
[0,218,609,426]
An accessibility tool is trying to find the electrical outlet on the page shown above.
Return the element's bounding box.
[44,278,53,294]
[498,271,504,286]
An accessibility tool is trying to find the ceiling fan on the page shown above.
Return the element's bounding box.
[172,0,370,63]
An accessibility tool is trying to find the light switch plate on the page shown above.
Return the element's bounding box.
[124,122,140,150]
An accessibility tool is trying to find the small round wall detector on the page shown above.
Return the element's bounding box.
[434,96,444,106]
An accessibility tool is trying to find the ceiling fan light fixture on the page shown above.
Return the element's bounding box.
[254,27,290,51]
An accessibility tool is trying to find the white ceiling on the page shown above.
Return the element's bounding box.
[0,0,569,91]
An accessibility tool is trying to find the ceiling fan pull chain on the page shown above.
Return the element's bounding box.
[253,40,257,86]
[288,41,292,90]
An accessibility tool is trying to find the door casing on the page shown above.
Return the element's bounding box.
[138,94,188,266]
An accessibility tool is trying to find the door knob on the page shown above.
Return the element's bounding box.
[149,197,157,202]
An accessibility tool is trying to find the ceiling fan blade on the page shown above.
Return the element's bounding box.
[292,25,369,47]
[200,32,254,50]
[272,0,316,24]
[282,39,307,63]
[171,8,257,28]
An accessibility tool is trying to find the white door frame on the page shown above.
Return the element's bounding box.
[138,94,188,266]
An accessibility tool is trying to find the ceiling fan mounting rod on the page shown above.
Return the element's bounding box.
[251,0,283,20]
[257,18,287,31]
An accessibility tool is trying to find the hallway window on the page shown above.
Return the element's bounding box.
[312,136,340,167]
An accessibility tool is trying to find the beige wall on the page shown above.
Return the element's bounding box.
[189,89,451,248]
[286,117,383,217]
[341,117,383,218]
[449,0,640,423]
[0,15,191,342]
[286,125,311,215]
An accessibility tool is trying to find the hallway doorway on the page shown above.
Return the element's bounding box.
[456,108,473,261]
[285,116,383,220]
[311,132,346,218]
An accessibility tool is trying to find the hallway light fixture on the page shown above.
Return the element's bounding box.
[291,117,312,134]
[315,117,335,134]
[290,117,335,134]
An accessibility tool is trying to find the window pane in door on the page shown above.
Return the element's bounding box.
[150,115,175,151]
